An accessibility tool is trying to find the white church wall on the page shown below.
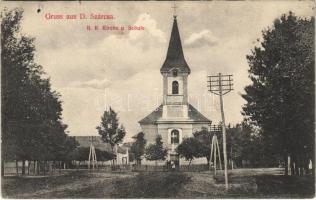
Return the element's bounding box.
[141,123,210,166]
[158,123,193,149]
[140,124,158,144]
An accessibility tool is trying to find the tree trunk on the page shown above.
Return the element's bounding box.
[111,146,115,166]
[1,158,4,177]
[230,147,233,170]
[294,161,299,176]
[284,154,288,176]
[37,161,40,175]
[33,160,36,175]
[43,161,46,176]
[312,158,315,177]
[59,161,61,173]
[15,160,18,175]
[189,159,192,166]
[290,158,295,176]
[304,159,309,175]
[299,167,303,176]
[22,160,25,175]
[28,160,31,175]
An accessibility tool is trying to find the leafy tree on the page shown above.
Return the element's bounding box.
[193,127,212,164]
[176,137,204,166]
[131,132,146,165]
[242,12,314,175]
[69,147,115,166]
[145,135,167,165]
[94,148,116,161]
[1,8,74,175]
[214,122,281,168]
[59,136,79,161]
[96,107,126,163]
[2,8,32,174]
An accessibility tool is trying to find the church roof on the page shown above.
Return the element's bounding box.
[160,17,191,74]
[139,104,211,124]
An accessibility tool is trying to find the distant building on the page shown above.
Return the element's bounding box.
[139,16,211,166]
[74,136,129,165]
[74,136,112,152]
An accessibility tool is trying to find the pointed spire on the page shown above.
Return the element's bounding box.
[160,17,190,74]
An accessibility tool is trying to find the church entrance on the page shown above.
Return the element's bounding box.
[170,154,179,169]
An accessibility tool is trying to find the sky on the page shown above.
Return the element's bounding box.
[2,1,314,141]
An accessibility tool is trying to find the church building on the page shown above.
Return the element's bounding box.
[139,16,211,165]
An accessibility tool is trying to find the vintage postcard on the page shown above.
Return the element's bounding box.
[1,1,315,198]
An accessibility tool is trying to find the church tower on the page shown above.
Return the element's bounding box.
[161,16,190,120]
[139,16,211,166]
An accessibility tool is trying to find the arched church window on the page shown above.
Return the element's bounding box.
[171,129,179,144]
[172,81,179,94]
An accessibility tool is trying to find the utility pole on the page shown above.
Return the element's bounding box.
[208,73,233,190]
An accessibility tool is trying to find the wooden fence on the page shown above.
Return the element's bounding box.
[179,164,209,172]
[132,164,209,172]
[4,161,210,176]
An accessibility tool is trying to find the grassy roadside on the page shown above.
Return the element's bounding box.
[254,174,315,198]
[1,169,314,198]
[1,171,90,198]
[111,172,190,198]
[214,173,315,198]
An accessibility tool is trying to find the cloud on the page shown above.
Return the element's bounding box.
[69,78,111,90]
[184,30,218,48]
[129,13,167,47]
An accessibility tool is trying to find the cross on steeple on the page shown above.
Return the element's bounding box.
[172,1,177,18]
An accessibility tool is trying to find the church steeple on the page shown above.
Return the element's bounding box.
[160,17,190,74]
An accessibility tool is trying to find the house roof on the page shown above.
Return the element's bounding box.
[139,104,211,125]
[160,17,190,74]
[117,146,127,154]
[74,136,112,152]
[74,136,129,154]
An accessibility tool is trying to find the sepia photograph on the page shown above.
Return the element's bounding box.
[1,1,315,198]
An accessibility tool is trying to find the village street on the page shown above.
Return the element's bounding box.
[2,168,314,198]
[1,2,314,199]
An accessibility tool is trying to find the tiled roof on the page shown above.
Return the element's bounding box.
[188,104,212,122]
[74,136,112,152]
[139,104,211,124]
[160,17,190,74]
[139,105,164,124]
[117,146,127,154]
